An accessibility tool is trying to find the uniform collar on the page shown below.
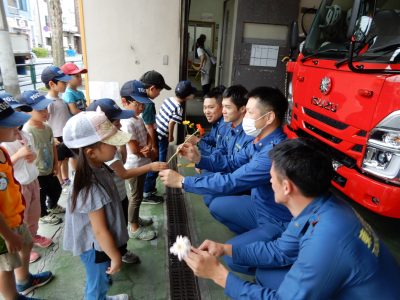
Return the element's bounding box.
[253,127,285,150]
[290,194,330,236]
[230,122,244,135]
[213,116,224,128]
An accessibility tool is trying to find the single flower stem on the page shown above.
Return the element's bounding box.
[167,129,199,164]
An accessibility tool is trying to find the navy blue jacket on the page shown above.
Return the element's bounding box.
[198,116,229,156]
[225,194,400,299]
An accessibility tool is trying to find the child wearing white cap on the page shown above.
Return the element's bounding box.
[62,109,131,300]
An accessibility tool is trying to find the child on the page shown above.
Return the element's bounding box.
[0,96,53,300]
[143,81,196,205]
[1,93,53,264]
[20,90,63,225]
[62,110,131,300]
[41,65,74,191]
[120,80,157,240]
[87,99,168,259]
[140,70,171,202]
[61,62,88,114]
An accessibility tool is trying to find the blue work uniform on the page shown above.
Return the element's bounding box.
[183,128,292,274]
[225,194,400,299]
[218,122,253,157]
[197,116,229,156]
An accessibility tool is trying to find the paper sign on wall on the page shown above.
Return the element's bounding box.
[250,45,279,67]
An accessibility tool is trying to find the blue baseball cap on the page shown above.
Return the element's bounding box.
[0,92,32,112]
[0,98,31,128]
[175,80,197,98]
[87,98,134,120]
[19,90,53,111]
[120,80,153,104]
[41,65,72,84]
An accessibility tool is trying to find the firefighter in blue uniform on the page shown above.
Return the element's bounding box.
[160,87,291,274]
[183,138,400,300]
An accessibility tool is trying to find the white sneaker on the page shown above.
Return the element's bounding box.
[106,294,129,300]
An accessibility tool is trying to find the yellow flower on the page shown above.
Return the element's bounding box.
[182,120,190,125]
[189,123,194,128]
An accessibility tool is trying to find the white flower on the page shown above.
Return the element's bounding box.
[170,235,191,261]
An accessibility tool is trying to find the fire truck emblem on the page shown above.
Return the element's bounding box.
[320,77,332,95]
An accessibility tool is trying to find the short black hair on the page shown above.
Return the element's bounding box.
[247,87,288,125]
[44,79,59,90]
[222,85,248,109]
[204,85,226,105]
[269,138,333,198]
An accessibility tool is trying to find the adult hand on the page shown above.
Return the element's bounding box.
[5,231,23,253]
[106,256,122,275]
[184,247,229,287]
[178,143,201,164]
[159,169,183,188]
[185,135,200,145]
[149,162,168,172]
[198,240,226,257]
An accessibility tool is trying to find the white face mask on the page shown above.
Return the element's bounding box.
[242,113,269,137]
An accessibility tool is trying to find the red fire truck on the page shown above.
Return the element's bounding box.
[285,0,400,218]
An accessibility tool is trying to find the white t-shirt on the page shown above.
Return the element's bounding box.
[1,131,39,185]
[121,117,151,168]
[197,47,212,85]
[47,94,71,138]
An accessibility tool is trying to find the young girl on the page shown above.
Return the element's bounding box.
[62,110,131,300]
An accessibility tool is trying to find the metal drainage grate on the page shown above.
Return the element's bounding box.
[166,162,201,299]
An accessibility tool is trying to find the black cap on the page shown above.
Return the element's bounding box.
[41,66,72,84]
[120,80,153,104]
[175,80,197,98]
[87,98,134,120]
[140,70,171,90]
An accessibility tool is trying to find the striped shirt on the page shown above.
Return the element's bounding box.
[156,97,183,139]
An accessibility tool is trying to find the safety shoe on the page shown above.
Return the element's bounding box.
[106,294,129,300]
[142,194,163,205]
[121,250,140,264]
[16,271,54,295]
[29,251,41,264]
[32,235,53,248]
[127,226,156,241]
[39,214,62,225]
[138,217,153,227]
[47,205,65,214]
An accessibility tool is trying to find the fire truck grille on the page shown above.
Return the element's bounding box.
[297,128,357,169]
[304,122,343,144]
[304,108,349,130]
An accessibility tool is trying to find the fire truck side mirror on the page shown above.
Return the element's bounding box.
[289,21,299,57]
[353,16,373,42]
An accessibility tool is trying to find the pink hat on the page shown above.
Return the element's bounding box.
[60,62,88,75]
[62,107,131,149]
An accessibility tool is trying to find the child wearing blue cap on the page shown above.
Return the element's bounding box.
[20,90,63,226]
[0,95,53,300]
[41,65,75,193]
[1,93,54,264]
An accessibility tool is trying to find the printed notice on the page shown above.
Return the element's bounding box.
[250,45,279,67]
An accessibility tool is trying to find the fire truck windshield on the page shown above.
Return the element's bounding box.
[303,0,400,63]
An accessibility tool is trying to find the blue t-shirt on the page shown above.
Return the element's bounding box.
[63,87,87,111]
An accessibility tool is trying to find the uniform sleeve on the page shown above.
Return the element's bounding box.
[63,91,76,103]
[142,103,156,125]
[226,230,346,299]
[184,152,270,196]
[196,144,250,173]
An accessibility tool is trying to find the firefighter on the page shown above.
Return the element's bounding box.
[160,87,291,275]
[183,138,400,299]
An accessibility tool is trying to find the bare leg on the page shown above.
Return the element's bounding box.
[0,270,18,300]
[14,242,32,283]
[61,159,69,182]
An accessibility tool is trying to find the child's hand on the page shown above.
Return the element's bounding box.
[149,162,168,172]
[140,145,151,158]
[16,146,36,163]
[168,135,174,143]
[54,138,60,146]
[52,163,59,176]
[107,256,122,275]
[5,231,23,253]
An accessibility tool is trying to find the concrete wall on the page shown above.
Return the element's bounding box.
[81,0,182,108]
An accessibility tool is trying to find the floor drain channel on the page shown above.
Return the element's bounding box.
[166,177,201,299]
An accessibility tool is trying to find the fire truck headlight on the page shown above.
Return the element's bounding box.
[362,111,400,184]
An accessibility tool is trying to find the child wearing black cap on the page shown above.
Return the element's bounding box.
[144,81,197,200]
